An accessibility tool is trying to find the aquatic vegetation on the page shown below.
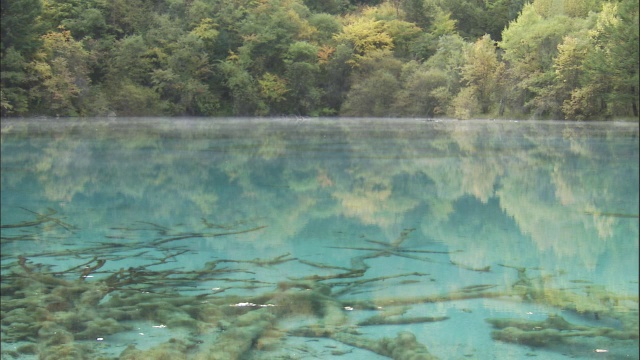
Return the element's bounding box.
[2,213,637,360]
[0,207,75,232]
[0,207,76,245]
[487,313,637,347]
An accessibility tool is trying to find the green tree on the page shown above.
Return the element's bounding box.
[423,34,469,115]
[532,0,566,19]
[218,54,264,115]
[106,35,153,85]
[151,34,218,115]
[237,0,316,74]
[106,79,165,115]
[591,0,639,117]
[438,0,486,39]
[62,8,108,39]
[283,41,322,115]
[309,13,343,43]
[425,34,467,77]
[1,48,30,115]
[458,34,505,114]
[1,0,43,115]
[552,35,590,119]
[258,72,289,112]
[333,14,394,66]
[562,0,639,119]
[27,29,92,116]
[407,7,457,60]
[451,86,480,119]
[500,3,581,117]
[338,4,422,60]
[384,18,422,59]
[102,34,168,115]
[340,50,402,116]
[318,43,354,113]
[563,0,604,18]
[98,0,155,36]
[393,63,449,116]
[484,0,527,41]
[341,68,400,116]
[1,0,43,54]
[401,0,433,29]
[303,0,349,14]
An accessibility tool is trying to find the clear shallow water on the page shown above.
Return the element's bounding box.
[1,117,638,360]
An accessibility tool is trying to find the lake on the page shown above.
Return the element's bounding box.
[1,117,638,360]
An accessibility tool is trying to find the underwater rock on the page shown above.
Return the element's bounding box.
[491,326,563,347]
[197,308,277,360]
[74,317,130,340]
[487,313,639,348]
[119,338,190,360]
[38,343,94,360]
[388,331,438,360]
[38,321,74,345]
[17,343,38,354]
[270,287,347,327]
[486,314,580,332]
[157,308,200,329]
[5,321,39,342]
[78,283,109,306]
[357,315,449,326]
[44,295,72,312]
[332,331,439,360]
[253,327,287,351]
[277,280,331,296]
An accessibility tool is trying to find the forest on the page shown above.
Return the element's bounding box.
[1,0,638,119]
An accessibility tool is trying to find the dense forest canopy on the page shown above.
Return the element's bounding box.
[1,0,638,119]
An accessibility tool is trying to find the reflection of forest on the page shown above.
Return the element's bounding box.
[2,119,638,281]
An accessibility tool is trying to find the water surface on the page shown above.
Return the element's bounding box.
[1,118,638,359]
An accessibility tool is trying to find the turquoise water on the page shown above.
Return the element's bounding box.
[1,118,638,360]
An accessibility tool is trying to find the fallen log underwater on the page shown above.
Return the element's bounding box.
[1,216,638,359]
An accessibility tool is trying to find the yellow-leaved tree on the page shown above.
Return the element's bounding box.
[333,14,394,66]
[454,34,505,118]
[28,28,91,116]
